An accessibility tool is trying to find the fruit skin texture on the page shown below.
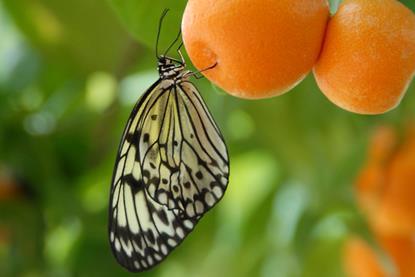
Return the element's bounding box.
[182,0,329,99]
[314,0,415,114]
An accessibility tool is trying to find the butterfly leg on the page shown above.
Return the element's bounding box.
[185,62,218,79]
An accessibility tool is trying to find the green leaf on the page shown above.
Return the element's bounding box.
[400,0,415,12]
[107,0,187,52]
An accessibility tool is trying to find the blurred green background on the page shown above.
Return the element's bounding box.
[0,0,414,276]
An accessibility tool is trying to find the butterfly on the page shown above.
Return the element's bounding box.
[108,9,230,272]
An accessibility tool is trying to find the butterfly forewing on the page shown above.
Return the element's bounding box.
[109,77,229,272]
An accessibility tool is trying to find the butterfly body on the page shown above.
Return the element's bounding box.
[108,53,229,272]
[157,55,188,80]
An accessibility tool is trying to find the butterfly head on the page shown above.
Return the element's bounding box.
[157,55,185,80]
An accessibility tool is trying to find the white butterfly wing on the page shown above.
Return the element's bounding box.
[109,79,229,272]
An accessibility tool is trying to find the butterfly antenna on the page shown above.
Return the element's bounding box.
[156,9,170,58]
[164,28,182,57]
[177,41,184,52]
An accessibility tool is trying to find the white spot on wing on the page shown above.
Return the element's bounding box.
[141,259,148,268]
[161,244,168,255]
[184,219,194,230]
[195,200,204,214]
[186,204,195,217]
[176,227,184,239]
[205,192,215,207]
[147,256,154,265]
[158,192,167,204]
[115,238,121,251]
[168,238,177,247]
[213,186,222,198]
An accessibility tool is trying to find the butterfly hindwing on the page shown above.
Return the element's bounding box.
[175,81,229,215]
[141,81,229,217]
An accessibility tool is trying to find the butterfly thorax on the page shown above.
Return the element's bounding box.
[158,55,188,81]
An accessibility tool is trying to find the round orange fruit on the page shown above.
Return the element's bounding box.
[182,0,329,99]
[314,0,415,114]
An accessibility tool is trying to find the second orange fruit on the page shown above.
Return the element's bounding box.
[314,0,415,114]
[182,0,329,99]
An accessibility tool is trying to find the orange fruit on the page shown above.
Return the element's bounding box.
[314,0,415,114]
[343,237,385,277]
[182,0,329,99]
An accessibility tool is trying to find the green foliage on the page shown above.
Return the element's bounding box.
[0,0,414,276]
[3,0,131,74]
[108,0,187,51]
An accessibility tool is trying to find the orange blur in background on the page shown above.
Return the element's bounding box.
[345,125,415,277]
